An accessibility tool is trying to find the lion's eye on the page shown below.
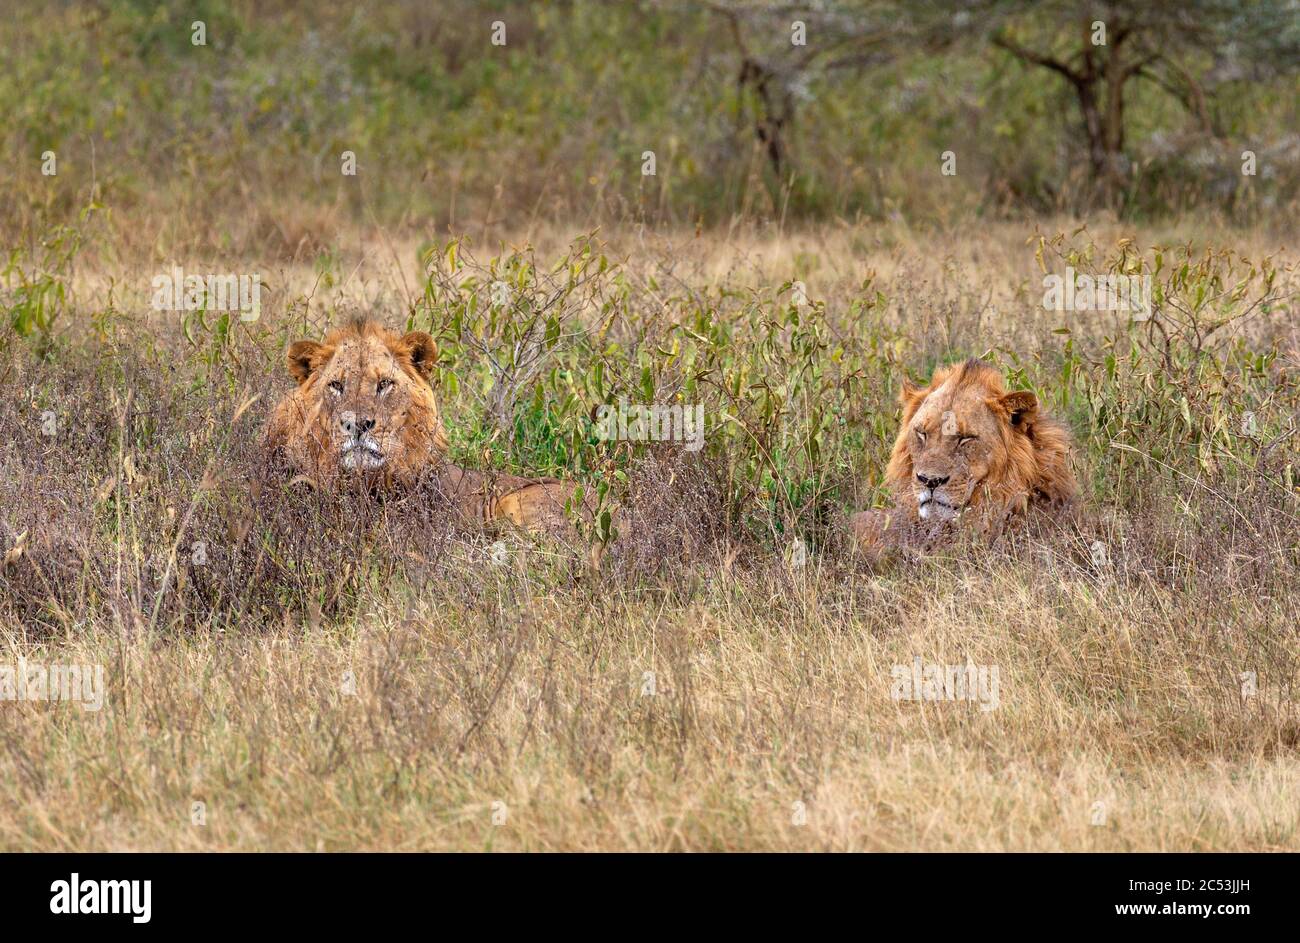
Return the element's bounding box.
[916,430,927,444]
[377,379,394,395]
[958,434,977,446]
[327,380,344,396]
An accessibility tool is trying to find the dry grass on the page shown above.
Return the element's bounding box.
[4,547,1298,851]
[1,222,1298,851]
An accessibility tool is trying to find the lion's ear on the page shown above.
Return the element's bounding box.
[286,340,323,385]
[898,375,924,408]
[898,375,928,425]
[1001,390,1039,430]
[396,331,439,381]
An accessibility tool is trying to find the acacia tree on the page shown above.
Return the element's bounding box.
[694,0,1299,209]
[991,0,1300,206]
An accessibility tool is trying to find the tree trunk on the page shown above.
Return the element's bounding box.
[739,58,792,179]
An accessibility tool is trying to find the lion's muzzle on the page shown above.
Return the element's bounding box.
[915,471,960,521]
[339,411,386,470]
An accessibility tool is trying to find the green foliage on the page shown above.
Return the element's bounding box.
[1,204,95,355]
[416,236,913,549]
[1034,233,1296,504]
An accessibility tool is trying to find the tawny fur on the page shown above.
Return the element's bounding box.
[853,359,1076,553]
[265,320,585,537]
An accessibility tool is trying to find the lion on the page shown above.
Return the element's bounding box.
[264,319,587,537]
[850,358,1076,554]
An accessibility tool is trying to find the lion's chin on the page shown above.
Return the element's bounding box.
[917,498,959,522]
[340,451,387,472]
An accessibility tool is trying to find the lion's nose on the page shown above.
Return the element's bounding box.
[917,472,949,488]
[341,415,375,436]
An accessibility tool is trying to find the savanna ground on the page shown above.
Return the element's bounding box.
[1,1,1299,851]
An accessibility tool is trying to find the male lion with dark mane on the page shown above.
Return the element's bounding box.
[265,320,585,536]
[851,359,1076,554]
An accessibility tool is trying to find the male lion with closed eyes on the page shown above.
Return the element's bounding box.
[264,320,587,537]
[851,359,1077,556]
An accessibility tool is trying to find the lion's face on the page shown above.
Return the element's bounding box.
[886,359,1065,524]
[267,321,448,485]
